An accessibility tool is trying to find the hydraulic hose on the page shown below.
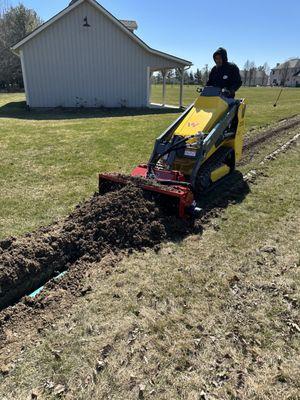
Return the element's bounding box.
[148,132,203,175]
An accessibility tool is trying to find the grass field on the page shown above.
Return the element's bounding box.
[0,87,300,238]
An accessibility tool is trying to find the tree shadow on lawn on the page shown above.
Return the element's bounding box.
[0,101,182,120]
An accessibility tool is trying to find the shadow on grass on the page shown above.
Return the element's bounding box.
[197,171,250,212]
[0,101,182,120]
[164,170,251,241]
[151,170,250,243]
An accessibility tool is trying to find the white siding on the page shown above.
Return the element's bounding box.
[21,2,186,108]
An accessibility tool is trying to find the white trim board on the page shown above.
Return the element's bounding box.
[20,50,30,106]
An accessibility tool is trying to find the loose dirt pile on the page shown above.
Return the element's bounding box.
[0,184,177,310]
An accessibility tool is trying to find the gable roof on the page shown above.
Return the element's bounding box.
[273,58,300,70]
[12,0,192,67]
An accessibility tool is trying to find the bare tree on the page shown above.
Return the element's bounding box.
[175,69,182,83]
[258,63,270,86]
[189,71,195,85]
[280,62,289,86]
[0,0,9,16]
[263,62,270,75]
[154,71,162,84]
[0,4,42,89]
[194,68,203,85]
[202,64,209,85]
[243,60,251,86]
[167,69,174,84]
[248,62,256,86]
[0,0,8,54]
[262,62,270,86]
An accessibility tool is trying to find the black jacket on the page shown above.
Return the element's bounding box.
[207,48,242,97]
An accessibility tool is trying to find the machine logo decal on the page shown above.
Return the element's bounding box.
[188,122,200,128]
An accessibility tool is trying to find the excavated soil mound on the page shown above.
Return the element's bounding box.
[0,184,172,310]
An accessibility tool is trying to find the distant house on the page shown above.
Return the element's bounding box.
[12,0,192,108]
[270,58,300,87]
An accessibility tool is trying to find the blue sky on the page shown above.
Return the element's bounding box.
[9,0,300,70]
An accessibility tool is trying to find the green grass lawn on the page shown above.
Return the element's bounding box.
[0,87,300,238]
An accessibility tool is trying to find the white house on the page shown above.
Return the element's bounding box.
[12,0,192,108]
[270,58,300,87]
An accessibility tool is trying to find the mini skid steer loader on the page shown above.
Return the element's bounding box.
[99,86,247,218]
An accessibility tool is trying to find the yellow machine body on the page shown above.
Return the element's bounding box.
[172,95,247,178]
[175,96,229,137]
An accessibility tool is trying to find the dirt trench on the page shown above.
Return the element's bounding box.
[239,114,300,166]
[0,184,194,310]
